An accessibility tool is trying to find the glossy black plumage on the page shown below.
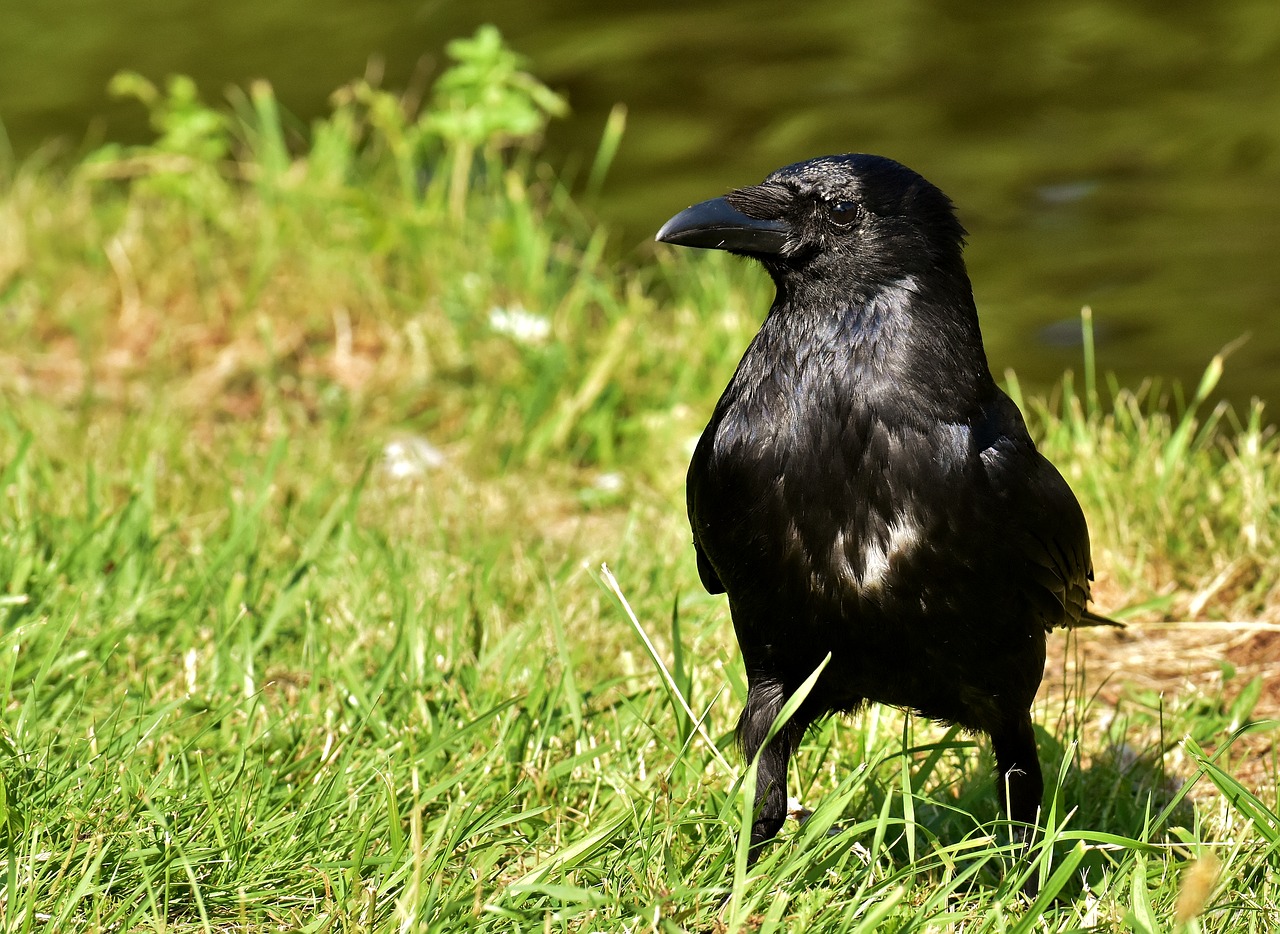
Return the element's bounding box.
[656,154,1113,859]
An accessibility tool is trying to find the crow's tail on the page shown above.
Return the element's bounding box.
[1071,608,1124,629]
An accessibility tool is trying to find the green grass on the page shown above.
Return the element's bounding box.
[2,35,1280,931]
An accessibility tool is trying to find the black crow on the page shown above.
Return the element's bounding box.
[656,154,1114,860]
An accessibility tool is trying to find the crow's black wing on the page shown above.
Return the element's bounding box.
[1018,454,1099,630]
[977,392,1115,630]
[693,538,726,594]
[687,440,726,595]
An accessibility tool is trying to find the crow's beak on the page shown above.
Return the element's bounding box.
[656,197,789,255]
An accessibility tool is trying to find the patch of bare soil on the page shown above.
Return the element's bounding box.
[1046,620,1280,791]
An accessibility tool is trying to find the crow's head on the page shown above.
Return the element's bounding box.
[657,154,968,288]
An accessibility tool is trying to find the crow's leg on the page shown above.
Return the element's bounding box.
[990,711,1043,832]
[991,711,1046,898]
[737,677,807,861]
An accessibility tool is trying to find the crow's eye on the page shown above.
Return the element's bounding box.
[827,200,861,227]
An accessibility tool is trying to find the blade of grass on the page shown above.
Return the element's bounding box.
[599,562,733,775]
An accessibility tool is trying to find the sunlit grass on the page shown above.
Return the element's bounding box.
[2,33,1279,931]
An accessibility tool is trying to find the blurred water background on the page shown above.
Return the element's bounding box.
[2,0,1277,405]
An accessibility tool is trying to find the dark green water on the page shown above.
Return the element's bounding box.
[3,1,1279,405]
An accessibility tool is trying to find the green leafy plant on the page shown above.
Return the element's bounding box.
[422,24,568,217]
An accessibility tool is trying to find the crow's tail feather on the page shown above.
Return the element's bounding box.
[1071,608,1124,629]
